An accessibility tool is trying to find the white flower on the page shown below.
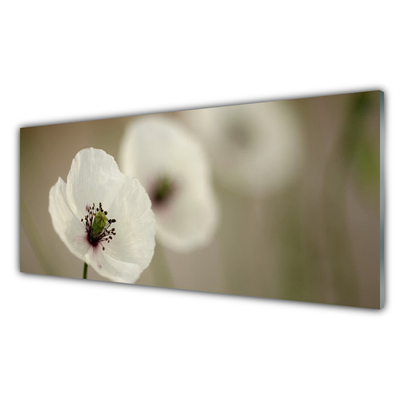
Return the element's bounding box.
[181,101,303,196]
[119,116,218,253]
[49,148,156,283]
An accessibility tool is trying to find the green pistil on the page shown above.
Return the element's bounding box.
[154,177,174,203]
[92,211,108,235]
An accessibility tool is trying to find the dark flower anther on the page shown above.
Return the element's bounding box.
[81,202,116,250]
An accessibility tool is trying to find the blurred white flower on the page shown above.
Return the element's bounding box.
[49,148,156,283]
[181,101,303,196]
[119,116,218,253]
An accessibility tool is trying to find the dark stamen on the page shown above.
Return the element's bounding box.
[82,203,117,251]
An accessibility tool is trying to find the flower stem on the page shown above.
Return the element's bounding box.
[83,262,88,279]
[151,243,174,288]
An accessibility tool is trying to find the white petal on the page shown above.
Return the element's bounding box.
[85,247,143,284]
[49,177,90,260]
[66,148,125,219]
[119,118,193,189]
[104,176,156,269]
[119,116,219,252]
[156,184,218,253]
[181,102,303,196]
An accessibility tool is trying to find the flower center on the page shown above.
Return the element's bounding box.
[151,176,175,206]
[227,121,251,148]
[81,202,116,250]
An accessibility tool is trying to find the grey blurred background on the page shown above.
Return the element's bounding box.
[20,91,381,308]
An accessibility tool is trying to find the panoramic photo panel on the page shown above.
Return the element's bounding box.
[20,90,383,308]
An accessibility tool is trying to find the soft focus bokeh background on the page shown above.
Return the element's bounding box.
[20,91,381,308]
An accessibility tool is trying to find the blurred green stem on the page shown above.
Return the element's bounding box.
[83,263,88,279]
[217,184,252,296]
[277,185,308,301]
[323,93,373,306]
[151,243,174,288]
